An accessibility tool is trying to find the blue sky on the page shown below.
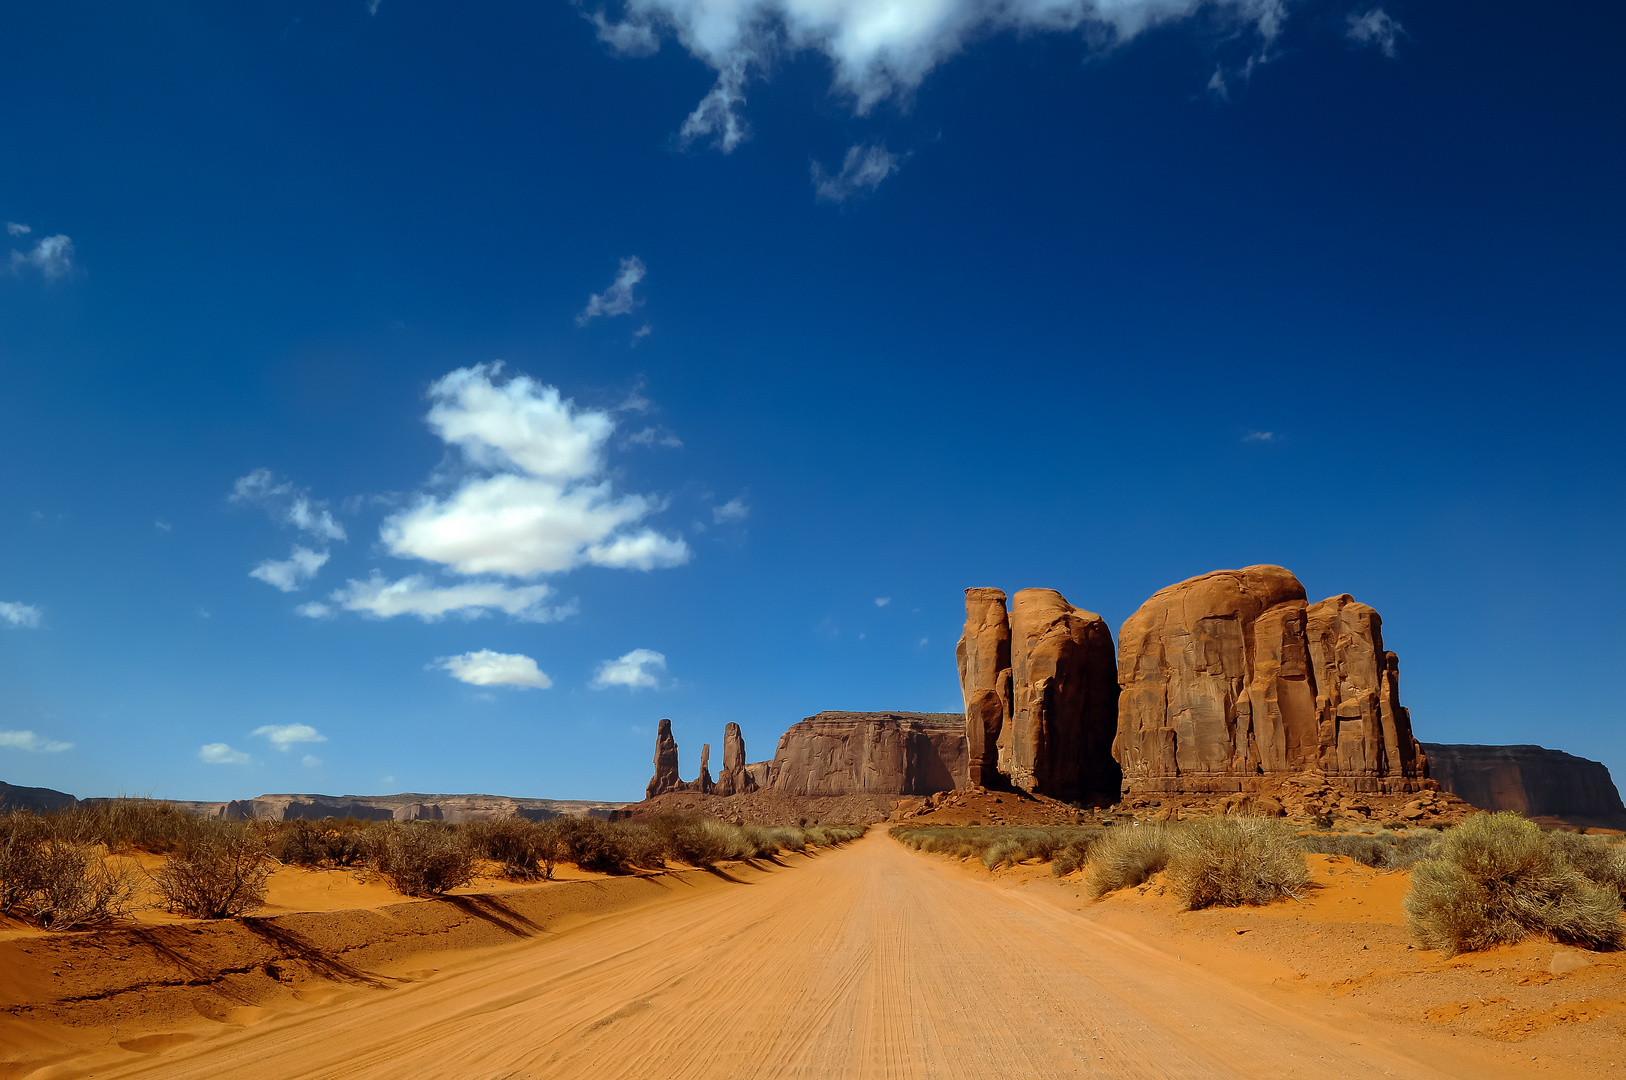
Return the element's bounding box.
[1,1,1621,802]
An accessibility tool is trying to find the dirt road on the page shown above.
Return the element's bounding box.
[90,832,1522,1080]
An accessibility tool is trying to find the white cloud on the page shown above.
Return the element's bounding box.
[250,545,330,592]
[0,729,72,753]
[594,0,1286,150]
[813,144,901,202]
[592,648,666,689]
[632,324,653,344]
[1242,430,1276,443]
[577,256,647,325]
[199,742,250,765]
[712,498,749,524]
[231,469,347,541]
[1346,8,1405,59]
[252,723,327,751]
[327,573,578,623]
[438,649,553,689]
[875,596,891,607]
[6,222,30,236]
[295,601,334,619]
[0,601,42,628]
[10,234,75,279]
[626,426,683,448]
[155,519,173,533]
[379,363,689,580]
[302,754,322,767]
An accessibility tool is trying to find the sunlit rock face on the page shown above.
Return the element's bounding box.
[767,712,967,796]
[1113,565,1428,796]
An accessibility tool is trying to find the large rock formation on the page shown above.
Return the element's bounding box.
[768,712,966,796]
[956,587,1119,801]
[1114,565,1428,796]
[1422,744,1626,828]
[957,588,1011,788]
[0,781,77,814]
[93,793,624,822]
[644,718,714,797]
[714,722,760,796]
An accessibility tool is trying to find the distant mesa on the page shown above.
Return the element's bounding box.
[1422,743,1626,830]
[0,780,77,814]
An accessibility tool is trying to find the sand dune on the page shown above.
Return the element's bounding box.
[9,830,1602,1079]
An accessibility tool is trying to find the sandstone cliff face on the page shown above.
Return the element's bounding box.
[713,722,760,796]
[1113,566,1427,796]
[956,588,1011,788]
[768,712,966,796]
[1422,743,1626,827]
[1003,589,1120,801]
[647,718,684,799]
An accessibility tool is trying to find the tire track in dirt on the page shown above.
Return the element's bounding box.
[81,833,1527,1079]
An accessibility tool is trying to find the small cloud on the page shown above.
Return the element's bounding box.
[252,723,327,752]
[295,601,333,619]
[10,234,76,280]
[327,573,578,623]
[196,607,212,619]
[591,10,660,56]
[155,519,173,533]
[1347,8,1407,59]
[874,597,890,607]
[632,324,653,345]
[249,545,330,592]
[577,256,646,325]
[6,222,30,236]
[625,426,683,449]
[812,144,901,203]
[381,774,395,785]
[231,469,346,541]
[0,601,42,628]
[0,729,72,753]
[367,0,383,14]
[918,637,929,646]
[199,742,250,765]
[437,649,553,689]
[712,497,749,524]
[302,754,322,768]
[1242,430,1276,443]
[618,384,653,414]
[591,648,666,690]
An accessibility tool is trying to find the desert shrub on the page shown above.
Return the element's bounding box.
[1166,817,1310,911]
[152,825,272,918]
[463,818,562,881]
[0,812,53,915]
[891,825,1099,871]
[1086,824,1170,898]
[552,817,635,873]
[1051,836,1099,877]
[28,840,138,929]
[56,798,207,854]
[1544,830,1626,894]
[373,823,475,897]
[1298,830,1440,870]
[1404,812,1624,956]
[272,818,377,868]
[648,814,735,867]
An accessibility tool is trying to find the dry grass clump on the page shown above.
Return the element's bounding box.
[152,825,273,918]
[1084,824,1170,899]
[1,814,138,928]
[1405,813,1624,957]
[272,818,378,868]
[890,825,1103,872]
[1165,817,1310,911]
[1544,830,1626,894]
[463,818,563,880]
[1297,829,1440,870]
[373,823,475,897]
[53,798,207,854]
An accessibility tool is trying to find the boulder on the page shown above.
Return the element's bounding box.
[956,587,1012,788]
[1422,743,1626,828]
[768,712,966,796]
[1113,565,1428,796]
[1002,588,1120,802]
[714,722,760,796]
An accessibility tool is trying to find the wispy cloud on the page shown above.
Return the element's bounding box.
[9,233,76,280]
[250,545,330,592]
[577,256,646,325]
[252,724,327,752]
[231,469,347,542]
[712,497,749,524]
[1242,430,1276,443]
[592,648,666,689]
[0,601,42,628]
[625,426,683,449]
[199,742,250,765]
[6,222,30,236]
[437,649,553,689]
[593,0,1286,150]
[0,729,72,753]
[1346,8,1407,59]
[874,597,891,607]
[812,144,901,203]
[323,573,578,623]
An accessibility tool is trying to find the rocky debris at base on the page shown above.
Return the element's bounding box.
[614,789,910,826]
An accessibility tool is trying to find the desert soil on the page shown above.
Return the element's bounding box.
[4,832,1622,1079]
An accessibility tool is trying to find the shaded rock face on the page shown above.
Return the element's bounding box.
[1114,565,1428,796]
[768,712,966,796]
[0,781,77,814]
[1003,589,1120,802]
[1422,744,1626,827]
[644,719,715,797]
[956,588,1011,788]
[714,722,760,796]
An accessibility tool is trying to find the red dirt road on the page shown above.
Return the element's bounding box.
[74,832,1544,1079]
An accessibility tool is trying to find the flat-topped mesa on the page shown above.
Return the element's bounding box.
[768,712,966,796]
[714,722,759,796]
[1113,565,1429,797]
[1004,589,1120,802]
[644,719,714,797]
[956,588,1012,788]
[1422,743,1626,828]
